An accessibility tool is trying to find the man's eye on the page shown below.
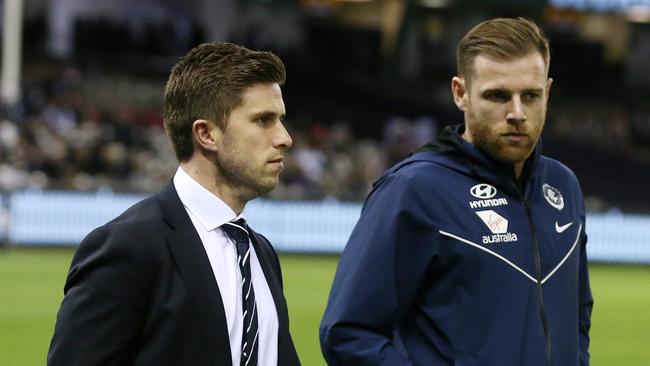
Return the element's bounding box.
[485,92,508,102]
[256,116,273,124]
[523,93,540,102]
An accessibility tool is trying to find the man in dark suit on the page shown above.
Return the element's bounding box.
[48,42,301,366]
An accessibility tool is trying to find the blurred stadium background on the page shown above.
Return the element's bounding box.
[0,0,649,364]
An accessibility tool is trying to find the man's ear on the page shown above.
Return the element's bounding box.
[451,76,468,112]
[545,77,553,101]
[192,119,220,153]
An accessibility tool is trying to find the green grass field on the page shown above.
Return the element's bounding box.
[1,248,649,365]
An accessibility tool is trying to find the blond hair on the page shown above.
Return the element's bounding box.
[457,17,550,84]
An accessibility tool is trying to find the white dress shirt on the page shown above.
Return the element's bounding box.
[173,167,279,366]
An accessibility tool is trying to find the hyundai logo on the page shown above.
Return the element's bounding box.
[470,183,497,199]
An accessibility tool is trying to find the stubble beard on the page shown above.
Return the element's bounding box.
[468,117,539,166]
[217,154,278,203]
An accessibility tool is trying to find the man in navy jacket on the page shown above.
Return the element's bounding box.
[320,18,592,366]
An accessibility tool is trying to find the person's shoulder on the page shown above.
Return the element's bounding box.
[385,150,451,181]
[80,193,164,252]
[368,150,453,201]
[108,193,163,230]
[538,155,580,185]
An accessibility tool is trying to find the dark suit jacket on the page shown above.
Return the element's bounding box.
[48,182,301,366]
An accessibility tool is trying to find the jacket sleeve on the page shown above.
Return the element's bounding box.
[578,227,593,366]
[48,226,148,366]
[320,174,437,366]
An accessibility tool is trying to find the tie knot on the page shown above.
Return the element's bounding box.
[221,218,249,245]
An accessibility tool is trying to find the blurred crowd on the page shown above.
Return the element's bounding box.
[547,99,650,164]
[274,115,436,201]
[0,64,437,202]
[0,65,176,194]
[1,64,649,204]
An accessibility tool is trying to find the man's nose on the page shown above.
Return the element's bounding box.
[274,121,293,149]
[506,96,527,123]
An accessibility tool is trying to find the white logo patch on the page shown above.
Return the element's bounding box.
[470,184,497,199]
[476,210,518,244]
[476,210,508,234]
[543,183,564,211]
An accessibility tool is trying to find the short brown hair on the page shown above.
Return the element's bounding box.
[163,42,286,161]
[457,17,550,84]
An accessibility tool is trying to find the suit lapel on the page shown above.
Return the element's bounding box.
[157,182,232,365]
[250,231,301,365]
[249,231,288,326]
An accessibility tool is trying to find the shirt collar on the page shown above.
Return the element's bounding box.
[173,166,246,232]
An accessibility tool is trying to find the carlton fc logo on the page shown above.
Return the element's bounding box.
[470,183,497,199]
[543,183,564,211]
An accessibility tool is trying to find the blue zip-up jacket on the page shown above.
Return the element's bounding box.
[320,125,593,366]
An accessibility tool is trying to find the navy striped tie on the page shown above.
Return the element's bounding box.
[221,219,259,366]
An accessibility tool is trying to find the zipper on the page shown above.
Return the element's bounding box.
[513,182,553,366]
[468,156,552,364]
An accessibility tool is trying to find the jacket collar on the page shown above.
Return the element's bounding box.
[173,166,244,232]
[417,124,542,197]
